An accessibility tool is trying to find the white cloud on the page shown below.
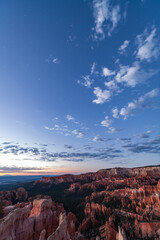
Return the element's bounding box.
[91,62,96,74]
[115,61,157,87]
[102,67,115,77]
[112,107,119,119]
[68,35,77,42]
[119,89,159,119]
[52,58,59,64]
[108,127,118,133]
[101,116,112,127]
[93,87,111,104]
[100,116,118,133]
[110,5,121,36]
[93,135,105,142]
[136,26,160,62]
[77,75,94,88]
[45,55,59,64]
[72,129,84,138]
[66,115,75,121]
[44,116,88,139]
[93,0,121,39]
[77,132,84,138]
[139,130,152,139]
[104,80,118,90]
[65,133,71,137]
[118,40,129,54]
[44,126,54,131]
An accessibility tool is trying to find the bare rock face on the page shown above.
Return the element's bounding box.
[47,212,77,240]
[36,166,160,186]
[99,222,117,240]
[0,197,80,240]
[0,187,28,206]
[39,229,46,240]
[29,198,60,239]
[0,198,64,240]
[83,202,110,228]
[135,222,160,238]
[116,226,127,240]
[0,203,33,240]
[0,166,160,240]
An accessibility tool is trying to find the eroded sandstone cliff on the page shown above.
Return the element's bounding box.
[0,165,160,240]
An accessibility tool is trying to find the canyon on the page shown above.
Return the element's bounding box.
[0,165,160,239]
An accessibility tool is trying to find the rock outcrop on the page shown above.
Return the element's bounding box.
[0,198,65,240]
[0,165,160,240]
[0,187,28,206]
[47,212,77,240]
[35,166,160,186]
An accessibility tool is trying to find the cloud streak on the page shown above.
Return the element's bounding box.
[77,75,94,88]
[93,87,111,104]
[0,141,123,163]
[122,136,160,154]
[93,0,121,39]
[115,61,157,87]
[118,40,129,54]
[136,26,160,62]
[119,89,159,119]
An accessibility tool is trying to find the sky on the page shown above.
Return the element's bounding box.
[0,0,160,175]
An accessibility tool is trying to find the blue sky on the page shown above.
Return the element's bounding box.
[0,0,160,175]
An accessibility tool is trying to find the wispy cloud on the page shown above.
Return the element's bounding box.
[77,75,94,88]
[66,115,75,121]
[52,58,59,64]
[93,87,111,104]
[122,136,160,154]
[139,130,152,139]
[44,126,54,131]
[102,67,115,77]
[72,129,85,138]
[63,158,83,162]
[115,61,157,87]
[93,0,121,39]
[45,55,59,64]
[136,26,160,62]
[100,116,120,133]
[0,166,44,173]
[112,107,119,119]
[93,135,105,142]
[91,62,96,75]
[108,127,120,133]
[66,115,80,125]
[68,34,77,42]
[119,137,131,142]
[101,115,112,127]
[64,144,73,149]
[44,124,71,136]
[0,143,116,164]
[118,40,130,54]
[44,116,89,139]
[0,142,57,163]
[104,80,118,90]
[119,89,159,119]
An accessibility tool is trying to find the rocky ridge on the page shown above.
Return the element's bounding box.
[0,165,160,239]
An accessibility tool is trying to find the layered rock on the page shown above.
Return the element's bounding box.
[0,198,65,240]
[35,166,160,186]
[0,166,160,240]
[47,212,77,240]
[79,179,160,239]
[0,187,28,206]
[135,222,160,238]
